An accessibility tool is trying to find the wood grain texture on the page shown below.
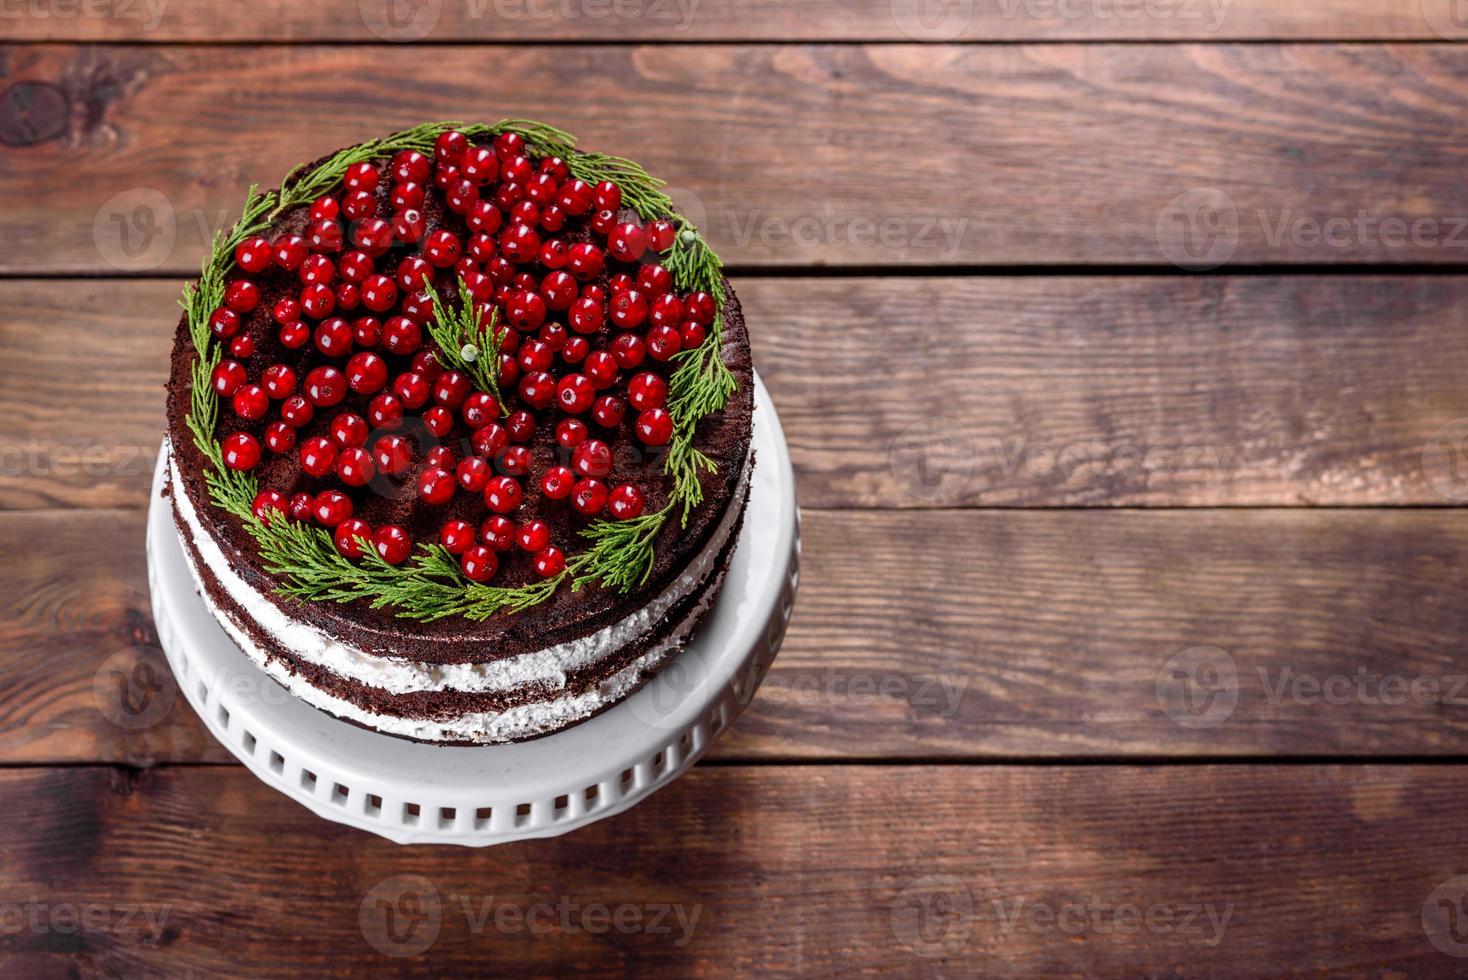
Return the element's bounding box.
[7,44,1468,271]
[3,764,1467,976]
[10,506,1468,764]
[0,0,1448,42]
[6,276,1468,511]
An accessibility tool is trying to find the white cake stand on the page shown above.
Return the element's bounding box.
[147,376,798,846]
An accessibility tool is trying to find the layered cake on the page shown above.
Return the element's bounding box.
[164,120,754,744]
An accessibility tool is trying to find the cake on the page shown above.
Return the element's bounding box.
[163,120,755,744]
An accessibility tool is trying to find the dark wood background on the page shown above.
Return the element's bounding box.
[6,2,1468,975]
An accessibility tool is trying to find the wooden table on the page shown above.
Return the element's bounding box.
[5,2,1468,974]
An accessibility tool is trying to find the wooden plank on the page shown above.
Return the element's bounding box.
[0,0,1449,42]
[6,44,1468,271]
[7,276,1468,511]
[11,506,1468,765]
[2,763,1466,975]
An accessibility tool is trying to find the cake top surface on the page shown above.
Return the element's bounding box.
[166,120,752,643]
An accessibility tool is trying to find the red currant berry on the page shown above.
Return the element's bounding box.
[336,447,375,486]
[342,352,385,395]
[440,520,477,555]
[299,283,336,319]
[334,518,373,559]
[610,289,648,329]
[434,130,468,165]
[299,436,338,477]
[417,467,456,506]
[479,515,514,551]
[533,546,566,578]
[561,335,590,364]
[330,413,369,448]
[593,181,621,211]
[433,370,471,409]
[558,178,593,214]
[611,333,646,369]
[506,289,547,330]
[556,418,588,448]
[637,264,673,294]
[314,317,353,358]
[423,229,461,268]
[281,395,314,428]
[680,321,708,348]
[225,279,260,313]
[368,393,403,432]
[585,351,619,388]
[460,545,499,582]
[591,395,625,428]
[423,405,454,437]
[312,490,353,527]
[628,371,668,411]
[541,465,575,500]
[271,297,301,325]
[288,492,314,521]
[391,208,426,245]
[493,131,524,160]
[608,273,634,294]
[342,188,377,221]
[500,445,532,477]
[609,484,645,520]
[573,439,612,478]
[685,291,716,325]
[591,209,617,234]
[650,293,684,328]
[505,410,536,442]
[392,371,431,409]
[549,374,590,415]
[445,178,480,215]
[472,423,508,457]
[517,520,551,552]
[373,434,413,475]
[461,145,499,184]
[376,318,419,358]
[636,408,674,446]
[264,421,296,455]
[353,315,382,347]
[462,392,498,429]
[425,445,456,471]
[453,456,488,494]
[252,489,287,524]
[233,384,269,420]
[467,200,503,235]
[344,162,379,193]
[307,219,343,253]
[278,321,310,350]
[274,234,309,270]
[568,296,603,334]
[608,222,647,263]
[647,220,677,252]
[221,432,261,471]
[359,274,398,313]
[646,324,683,361]
[373,525,413,565]
[211,360,247,397]
[344,251,381,284]
[392,149,430,184]
[354,218,395,255]
[484,476,523,514]
[390,181,426,212]
[304,366,346,407]
[209,307,241,339]
[572,478,608,516]
[500,223,541,263]
[229,333,256,359]
[235,236,272,273]
[518,371,556,409]
[435,163,461,190]
[567,243,604,281]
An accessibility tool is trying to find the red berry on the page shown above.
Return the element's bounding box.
[561,336,590,364]
[373,434,413,476]
[591,209,617,234]
[209,307,240,339]
[368,393,404,430]
[533,546,566,578]
[336,447,375,486]
[646,324,683,361]
[558,179,594,214]
[567,243,604,281]
[461,145,499,184]
[456,456,491,493]
[647,220,677,252]
[517,520,551,552]
[434,130,468,165]
[584,351,618,389]
[467,200,503,235]
[342,189,376,222]
[423,229,461,268]
[274,234,309,270]
[344,352,387,395]
[484,476,523,514]
[391,208,426,245]
[608,222,647,263]
[556,419,588,448]
[354,316,383,347]
[680,321,708,348]
[264,421,296,454]
[505,410,536,442]
[390,181,425,212]
[460,545,499,582]
[286,492,313,521]
[334,518,373,559]
[373,525,413,565]
[425,445,456,471]
[568,296,603,334]
[573,439,612,479]
[281,395,314,428]
[572,478,608,516]
[314,317,353,358]
[650,293,684,328]
[260,364,296,399]
[300,283,336,319]
[299,436,338,477]
[330,413,369,448]
[392,149,431,184]
[225,279,260,313]
[232,384,268,420]
[344,162,379,193]
[637,264,673,294]
[395,255,433,292]
[304,366,346,407]
[211,360,247,397]
[313,490,352,527]
[307,219,343,253]
[628,371,668,411]
[636,408,674,446]
[541,465,575,500]
[506,289,547,330]
[309,197,340,222]
[611,333,646,368]
[235,236,272,273]
[493,131,524,160]
[472,423,508,457]
[440,520,476,555]
[556,373,594,414]
[382,316,423,356]
[433,370,471,409]
[462,392,499,429]
[418,467,456,505]
[221,432,260,471]
[423,406,453,437]
[229,334,256,359]
[609,484,645,520]
[354,218,395,255]
[392,371,431,409]
[518,371,556,409]
[500,445,532,477]
[360,274,398,313]
[500,223,541,263]
[685,291,716,325]
[592,395,625,428]
[593,181,621,211]
[251,489,287,523]
[435,163,462,190]
[518,338,554,373]
[299,254,335,286]
[479,515,516,551]
[278,321,310,349]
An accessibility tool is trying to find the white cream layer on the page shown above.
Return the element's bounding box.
[168,436,750,697]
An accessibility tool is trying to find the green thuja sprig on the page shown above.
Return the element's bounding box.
[182,119,738,620]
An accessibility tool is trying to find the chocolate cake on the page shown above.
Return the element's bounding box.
[163,121,754,744]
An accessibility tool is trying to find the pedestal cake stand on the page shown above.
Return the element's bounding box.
[146,376,798,846]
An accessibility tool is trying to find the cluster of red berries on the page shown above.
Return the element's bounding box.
[207,129,715,583]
